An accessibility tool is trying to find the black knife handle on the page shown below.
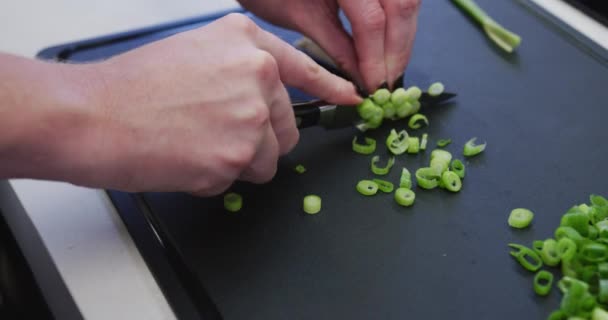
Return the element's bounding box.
[292,100,328,129]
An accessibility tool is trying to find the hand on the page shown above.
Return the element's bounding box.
[238,0,421,92]
[56,13,361,196]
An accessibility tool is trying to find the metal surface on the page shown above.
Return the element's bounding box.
[36,0,608,319]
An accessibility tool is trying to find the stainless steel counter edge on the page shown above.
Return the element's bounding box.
[0,180,175,320]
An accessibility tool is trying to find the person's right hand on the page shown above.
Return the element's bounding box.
[55,13,361,196]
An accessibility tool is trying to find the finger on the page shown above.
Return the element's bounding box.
[269,83,299,155]
[338,0,388,92]
[251,28,362,106]
[296,12,364,88]
[239,124,279,184]
[380,0,421,87]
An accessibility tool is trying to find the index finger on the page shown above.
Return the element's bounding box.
[252,28,362,106]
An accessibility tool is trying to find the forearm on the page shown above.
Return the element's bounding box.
[0,53,103,182]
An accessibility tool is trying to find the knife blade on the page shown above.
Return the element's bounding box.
[293,92,457,130]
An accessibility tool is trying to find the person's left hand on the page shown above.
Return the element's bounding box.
[238,0,421,92]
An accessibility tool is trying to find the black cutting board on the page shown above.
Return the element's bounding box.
[39,1,608,319]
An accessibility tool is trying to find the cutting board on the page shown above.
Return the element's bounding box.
[39,1,608,319]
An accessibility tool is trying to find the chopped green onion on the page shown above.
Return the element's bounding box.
[593,308,608,320]
[463,137,486,157]
[303,195,322,214]
[580,242,608,263]
[441,171,462,192]
[382,102,396,119]
[408,114,429,130]
[410,100,421,115]
[420,133,428,151]
[557,238,577,261]
[386,129,410,155]
[394,188,416,207]
[357,98,378,119]
[437,139,452,147]
[533,240,544,254]
[555,227,584,245]
[395,101,413,119]
[373,179,394,193]
[428,82,445,97]
[356,180,379,196]
[224,192,243,213]
[399,168,412,189]
[591,194,608,207]
[430,149,453,173]
[533,270,554,296]
[372,88,391,105]
[600,280,608,304]
[540,239,561,266]
[416,167,441,190]
[548,310,567,320]
[450,159,466,179]
[407,137,420,154]
[508,208,534,229]
[405,86,422,101]
[294,164,306,174]
[561,213,590,237]
[352,136,377,155]
[508,243,543,272]
[371,155,395,175]
[451,0,522,53]
[390,88,409,106]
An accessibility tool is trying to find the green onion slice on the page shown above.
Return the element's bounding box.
[303,195,322,214]
[386,129,410,155]
[394,188,416,207]
[294,164,306,174]
[407,137,420,154]
[508,243,543,272]
[357,98,377,119]
[391,88,409,106]
[352,136,377,155]
[557,238,577,261]
[420,133,428,151]
[437,139,452,147]
[463,137,486,157]
[408,114,429,130]
[356,180,379,196]
[416,167,441,190]
[533,270,554,296]
[561,213,590,237]
[382,102,396,119]
[395,101,413,119]
[371,155,395,175]
[591,194,608,207]
[450,159,465,179]
[373,179,394,193]
[540,239,561,267]
[405,86,422,101]
[430,149,453,173]
[428,82,445,97]
[224,192,243,213]
[399,168,412,189]
[441,171,462,192]
[593,307,608,320]
[508,208,534,229]
[371,88,391,105]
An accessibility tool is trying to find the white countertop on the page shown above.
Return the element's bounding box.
[0,0,606,319]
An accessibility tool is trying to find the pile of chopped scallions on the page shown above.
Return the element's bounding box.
[508,195,608,319]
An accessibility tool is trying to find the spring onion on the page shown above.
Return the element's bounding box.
[372,88,391,105]
[294,164,306,174]
[373,179,394,193]
[386,129,410,155]
[508,243,543,272]
[540,239,561,267]
[440,171,462,192]
[420,133,428,151]
[430,149,453,173]
[416,167,441,190]
[405,86,422,101]
[383,102,396,119]
[356,180,379,196]
[394,188,416,207]
[390,88,409,106]
[450,159,465,179]
[410,100,421,115]
[580,242,608,263]
[395,101,413,119]
[407,137,420,154]
[408,114,429,130]
[555,227,584,244]
[561,213,590,237]
[428,82,445,97]
[357,98,378,119]
[437,139,452,147]
[463,137,486,157]
[534,270,554,296]
[399,168,412,189]
[508,208,534,229]
[224,192,243,213]
[557,238,577,261]
[352,136,377,155]
[371,155,395,175]
[451,0,522,53]
[303,195,322,214]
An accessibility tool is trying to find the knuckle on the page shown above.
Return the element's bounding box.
[224,13,258,37]
[246,102,271,128]
[390,0,421,18]
[224,144,257,170]
[361,5,386,32]
[251,51,279,83]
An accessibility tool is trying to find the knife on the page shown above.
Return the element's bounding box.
[293,92,457,130]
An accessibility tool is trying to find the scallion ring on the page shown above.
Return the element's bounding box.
[352,136,377,155]
[372,179,394,193]
[224,192,243,213]
[356,180,379,196]
[408,114,429,130]
[463,137,486,157]
[394,188,416,207]
[303,195,322,214]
